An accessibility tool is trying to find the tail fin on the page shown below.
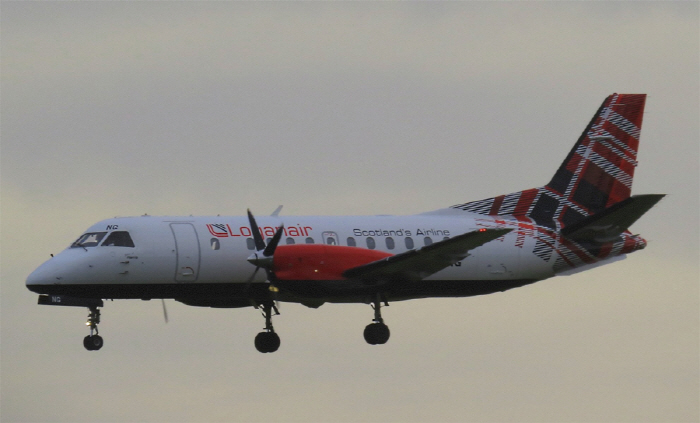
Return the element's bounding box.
[452,93,648,230]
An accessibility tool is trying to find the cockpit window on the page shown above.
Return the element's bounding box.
[101,231,135,247]
[71,232,107,248]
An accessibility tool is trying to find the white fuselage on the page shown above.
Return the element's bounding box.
[28,211,612,306]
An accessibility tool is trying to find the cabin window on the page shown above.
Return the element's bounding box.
[285,237,295,245]
[366,237,376,250]
[71,232,107,248]
[210,238,220,250]
[246,238,256,250]
[443,236,450,241]
[424,237,433,246]
[305,237,315,244]
[101,231,135,247]
[347,237,356,247]
[405,237,414,249]
[385,237,395,250]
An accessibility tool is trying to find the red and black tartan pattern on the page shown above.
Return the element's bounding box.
[474,218,648,271]
[452,94,646,231]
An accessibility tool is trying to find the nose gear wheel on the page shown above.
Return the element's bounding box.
[83,334,103,351]
[84,306,103,351]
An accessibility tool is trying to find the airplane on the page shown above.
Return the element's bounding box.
[26,93,664,353]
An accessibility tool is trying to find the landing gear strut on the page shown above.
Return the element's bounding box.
[83,306,103,351]
[37,295,106,351]
[364,295,390,345]
[254,302,280,353]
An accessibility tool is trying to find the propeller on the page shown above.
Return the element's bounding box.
[246,209,284,282]
[246,209,285,310]
[161,299,169,323]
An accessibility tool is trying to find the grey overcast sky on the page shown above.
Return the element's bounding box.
[1,2,698,422]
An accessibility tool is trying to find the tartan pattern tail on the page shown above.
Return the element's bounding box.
[451,94,647,230]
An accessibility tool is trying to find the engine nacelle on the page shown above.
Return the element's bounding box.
[273,245,392,281]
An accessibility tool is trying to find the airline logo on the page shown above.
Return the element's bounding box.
[206,224,313,238]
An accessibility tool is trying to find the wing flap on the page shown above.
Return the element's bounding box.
[342,228,512,284]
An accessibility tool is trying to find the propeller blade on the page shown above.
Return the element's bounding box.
[246,208,283,280]
[247,209,266,251]
[263,224,284,257]
[247,265,261,283]
[161,299,169,323]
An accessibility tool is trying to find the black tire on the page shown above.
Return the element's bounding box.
[374,323,390,344]
[363,323,377,345]
[84,335,95,351]
[364,324,378,345]
[254,332,280,353]
[254,332,268,352]
[364,323,390,345]
[83,335,103,351]
[266,332,280,353]
[91,335,104,350]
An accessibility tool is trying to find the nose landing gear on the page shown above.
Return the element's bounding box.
[37,295,106,351]
[364,295,390,345]
[83,306,103,351]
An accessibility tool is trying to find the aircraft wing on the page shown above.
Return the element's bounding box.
[342,228,512,284]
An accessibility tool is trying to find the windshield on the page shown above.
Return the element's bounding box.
[71,232,107,248]
[101,231,135,247]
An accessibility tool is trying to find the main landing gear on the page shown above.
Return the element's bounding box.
[254,302,280,353]
[364,295,390,345]
[83,306,103,351]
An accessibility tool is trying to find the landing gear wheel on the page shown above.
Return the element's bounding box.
[83,306,103,351]
[83,335,103,351]
[364,323,390,345]
[364,294,390,346]
[254,302,281,353]
[255,331,280,353]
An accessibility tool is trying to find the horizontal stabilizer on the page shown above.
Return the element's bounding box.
[343,228,512,284]
[561,194,665,243]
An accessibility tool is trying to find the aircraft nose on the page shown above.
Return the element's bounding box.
[26,258,63,292]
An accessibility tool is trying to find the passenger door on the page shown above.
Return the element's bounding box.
[170,223,200,282]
